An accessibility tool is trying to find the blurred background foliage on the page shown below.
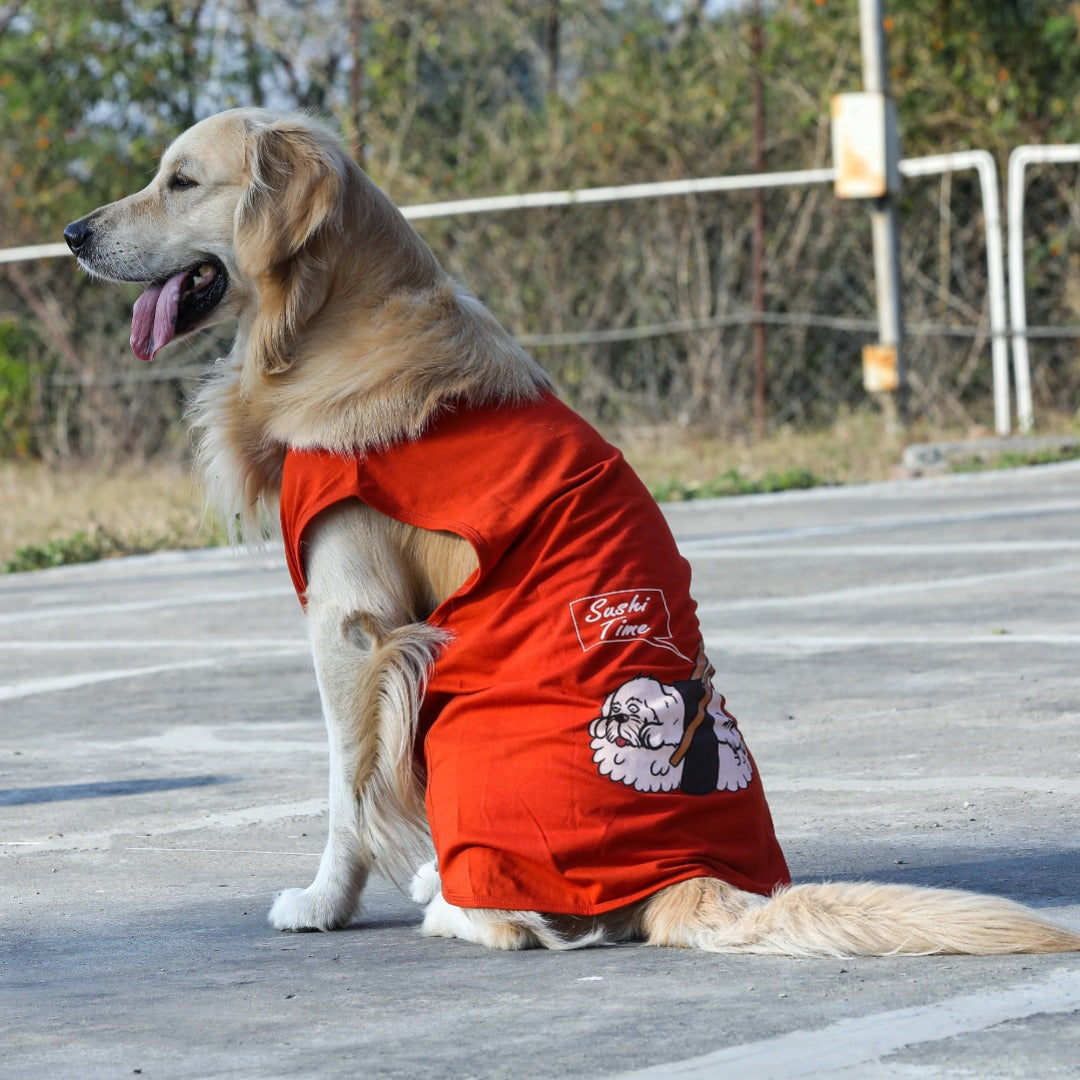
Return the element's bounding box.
[2,0,1080,462]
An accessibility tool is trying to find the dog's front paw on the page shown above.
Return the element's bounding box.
[268,887,356,932]
[409,860,441,905]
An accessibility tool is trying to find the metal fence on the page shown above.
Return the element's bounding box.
[1,145,1077,458]
[1007,146,1080,433]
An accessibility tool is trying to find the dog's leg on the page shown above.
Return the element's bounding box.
[640,877,762,950]
[411,864,610,950]
[268,602,378,931]
[418,894,609,951]
[269,506,445,931]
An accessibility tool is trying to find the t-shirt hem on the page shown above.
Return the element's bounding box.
[438,867,788,916]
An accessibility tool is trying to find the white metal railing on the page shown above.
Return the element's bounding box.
[400,155,1012,431]
[899,152,1010,435]
[1006,144,1080,435]
[0,153,1032,433]
[1,171,839,259]
[0,242,70,265]
[399,168,838,219]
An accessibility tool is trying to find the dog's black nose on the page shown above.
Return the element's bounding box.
[63,219,91,254]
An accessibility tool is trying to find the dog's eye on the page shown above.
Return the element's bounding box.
[168,173,198,191]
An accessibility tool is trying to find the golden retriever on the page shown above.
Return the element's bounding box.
[65,108,1080,956]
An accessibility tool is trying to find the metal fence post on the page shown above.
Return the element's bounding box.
[859,0,905,419]
[1006,144,1080,435]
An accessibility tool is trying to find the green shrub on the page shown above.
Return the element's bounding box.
[0,522,225,574]
[0,319,38,458]
[651,467,822,502]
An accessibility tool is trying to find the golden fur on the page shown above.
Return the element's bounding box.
[67,108,1080,956]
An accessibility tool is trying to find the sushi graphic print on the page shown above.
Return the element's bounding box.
[571,591,754,796]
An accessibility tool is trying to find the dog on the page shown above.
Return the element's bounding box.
[65,108,1080,956]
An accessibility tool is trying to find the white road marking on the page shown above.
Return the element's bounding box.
[0,638,305,651]
[689,539,1080,558]
[120,845,320,857]
[0,649,306,701]
[0,584,297,625]
[674,500,1080,553]
[0,658,221,701]
[2,798,329,851]
[696,561,1080,613]
[762,774,1080,797]
[703,633,1080,655]
[607,967,1080,1080]
[109,725,323,756]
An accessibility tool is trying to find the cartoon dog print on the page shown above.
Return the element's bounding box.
[588,646,753,795]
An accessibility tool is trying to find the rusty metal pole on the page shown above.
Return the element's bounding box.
[349,0,365,163]
[751,0,767,438]
[859,0,905,421]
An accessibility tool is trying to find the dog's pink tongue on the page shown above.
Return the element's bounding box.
[130,270,186,361]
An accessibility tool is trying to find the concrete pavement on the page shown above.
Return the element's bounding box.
[2,460,1079,1078]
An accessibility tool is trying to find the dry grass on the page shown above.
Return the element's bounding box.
[0,459,224,569]
[613,408,911,493]
[2,406,1074,570]
[0,409,906,569]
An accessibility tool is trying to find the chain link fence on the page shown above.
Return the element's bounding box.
[422,163,1006,431]
[1009,155,1080,421]
[1,149,1077,460]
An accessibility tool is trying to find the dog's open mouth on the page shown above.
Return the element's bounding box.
[130,259,228,362]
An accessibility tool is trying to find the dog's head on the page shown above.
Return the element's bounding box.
[589,676,685,750]
[64,108,377,373]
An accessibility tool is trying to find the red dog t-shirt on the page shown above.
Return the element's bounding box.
[280,393,790,915]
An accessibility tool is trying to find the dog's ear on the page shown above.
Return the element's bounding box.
[236,118,343,374]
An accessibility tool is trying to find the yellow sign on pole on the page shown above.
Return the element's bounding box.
[862,343,899,393]
[831,92,899,200]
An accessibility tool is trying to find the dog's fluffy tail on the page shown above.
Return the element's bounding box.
[643,878,1080,957]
